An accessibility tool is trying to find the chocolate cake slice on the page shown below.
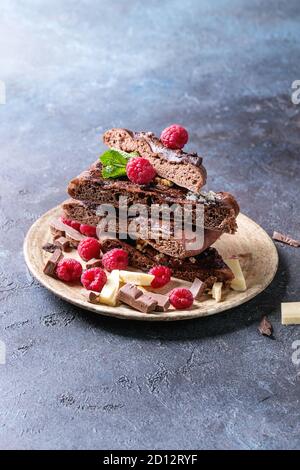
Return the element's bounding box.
[103,128,207,193]
[67,161,239,234]
[62,198,222,259]
[100,238,234,287]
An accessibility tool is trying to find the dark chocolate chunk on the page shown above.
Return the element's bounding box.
[42,242,58,253]
[272,231,300,247]
[258,316,274,338]
[43,249,63,278]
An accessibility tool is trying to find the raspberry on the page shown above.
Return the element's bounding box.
[126,157,156,185]
[60,216,81,232]
[81,267,107,292]
[56,258,82,282]
[148,265,172,288]
[80,224,97,237]
[77,237,101,261]
[102,248,128,272]
[169,288,193,309]
[160,124,189,150]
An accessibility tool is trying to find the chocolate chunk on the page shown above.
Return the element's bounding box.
[50,218,85,247]
[54,236,71,252]
[258,316,274,338]
[87,291,100,304]
[43,249,63,278]
[119,283,143,300]
[42,242,58,253]
[118,284,157,313]
[137,294,158,313]
[86,258,102,269]
[189,278,206,299]
[272,231,300,247]
[146,292,170,312]
[65,232,85,248]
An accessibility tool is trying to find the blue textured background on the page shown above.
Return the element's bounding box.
[0,0,300,449]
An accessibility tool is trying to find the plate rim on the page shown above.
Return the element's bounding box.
[23,205,279,322]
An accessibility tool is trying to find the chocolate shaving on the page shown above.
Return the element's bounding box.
[258,315,274,338]
[272,231,300,248]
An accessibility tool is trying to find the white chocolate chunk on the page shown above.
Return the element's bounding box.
[281,302,300,325]
[224,258,247,292]
[98,270,120,306]
[212,282,223,302]
[119,270,155,286]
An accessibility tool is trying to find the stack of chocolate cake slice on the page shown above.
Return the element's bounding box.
[62,128,239,287]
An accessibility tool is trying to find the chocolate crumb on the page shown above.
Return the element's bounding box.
[272,231,300,247]
[258,315,274,338]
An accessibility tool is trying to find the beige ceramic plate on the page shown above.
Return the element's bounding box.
[24,205,278,321]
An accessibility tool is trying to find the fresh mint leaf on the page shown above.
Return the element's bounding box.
[102,165,127,179]
[99,148,138,179]
[100,149,129,167]
[117,149,139,160]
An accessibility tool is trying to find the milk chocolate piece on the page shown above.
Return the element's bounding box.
[272,231,300,247]
[119,283,143,300]
[42,242,58,253]
[189,278,206,299]
[118,284,157,313]
[54,236,71,252]
[258,315,274,338]
[146,292,170,312]
[50,218,85,247]
[86,258,102,269]
[87,291,100,304]
[43,249,63,278]
[137,294,158,313]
